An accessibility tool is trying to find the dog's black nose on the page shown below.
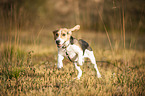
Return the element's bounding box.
[56,40,60,45]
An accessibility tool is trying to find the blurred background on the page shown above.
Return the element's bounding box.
[0,0,145,95]
[0,0,145,53]
[0,0,144,32]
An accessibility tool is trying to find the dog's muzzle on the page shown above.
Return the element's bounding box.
[56,40,62,48]
[56,40,60,45]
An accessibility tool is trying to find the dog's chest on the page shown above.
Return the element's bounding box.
[65,45,79,60]
[59,45,81,61]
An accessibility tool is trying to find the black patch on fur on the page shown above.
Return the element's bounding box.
[70,36,74,45]
[79,39,92,54]
[70,36,92,54]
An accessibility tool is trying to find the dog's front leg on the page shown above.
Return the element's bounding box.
[57,54,64,69]
[77,51,83,66]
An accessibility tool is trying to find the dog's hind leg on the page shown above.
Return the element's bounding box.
[87,50,101,78]
[74,62,82,79]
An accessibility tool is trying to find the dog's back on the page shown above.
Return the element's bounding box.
[70,36,92,54]
[78,39,92,54]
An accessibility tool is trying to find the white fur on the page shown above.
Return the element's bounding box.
[57,44,101,79]
[53,25,101,79]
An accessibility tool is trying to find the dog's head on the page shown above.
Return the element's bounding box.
[53,25,80,48]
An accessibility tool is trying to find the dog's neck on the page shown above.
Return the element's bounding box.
[62,41,70,48]
[62,36,74,49]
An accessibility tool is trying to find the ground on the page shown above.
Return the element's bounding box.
[0,29,145,95]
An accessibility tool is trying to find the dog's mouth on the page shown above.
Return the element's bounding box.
[56,40,66,48]
[57,44,63,48]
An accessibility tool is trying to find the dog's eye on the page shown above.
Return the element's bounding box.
[62,34,66,36]
[56,33,58,36]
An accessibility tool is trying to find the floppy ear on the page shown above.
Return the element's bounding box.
[52,30,58,40]
[69,25,80,32]
[53,30,58,34]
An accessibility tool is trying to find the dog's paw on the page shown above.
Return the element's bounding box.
[97,74,102,78]
[74,77,80,80]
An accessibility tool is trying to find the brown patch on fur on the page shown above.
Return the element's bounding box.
[60,28,69,41]
[52,25,80,42]
[53,30,59,40]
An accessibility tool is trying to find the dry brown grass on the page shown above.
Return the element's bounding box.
[0,29,145,96]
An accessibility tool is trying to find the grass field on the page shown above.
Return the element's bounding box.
[0,29,145,96]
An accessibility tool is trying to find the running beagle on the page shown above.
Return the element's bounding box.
[53,25,101,79]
